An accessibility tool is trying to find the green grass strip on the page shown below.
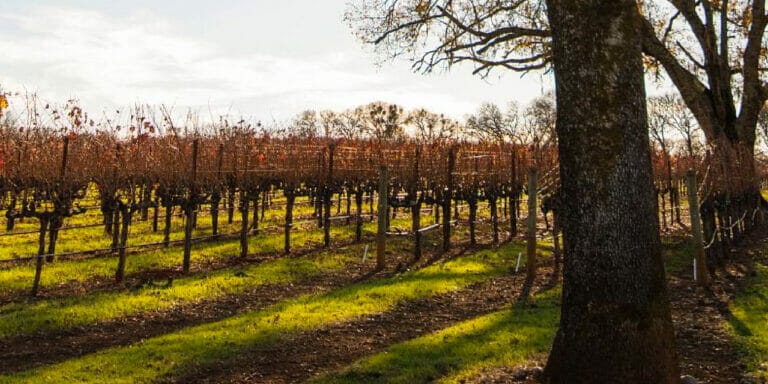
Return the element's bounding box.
[728,263,768,381]
[0,245,354,338]
[313,288,559,384]
[0,220,378,296]
[1,243,525,384]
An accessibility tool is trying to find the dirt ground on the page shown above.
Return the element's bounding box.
[3,228,765,383]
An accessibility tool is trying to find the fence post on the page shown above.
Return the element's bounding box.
[526,168,538,284]
[443,148,456,252]
[182,138,199,273]
[377,165,389,270]
[686,169,711,287]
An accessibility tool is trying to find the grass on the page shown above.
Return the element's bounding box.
[312,288,560,384]
[0,199,318,259]
[728,263,768,381]
[661,238,695,274]
[0,215,386,297]
[0,245,355,338]
[0,242,529,384]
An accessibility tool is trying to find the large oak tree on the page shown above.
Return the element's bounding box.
[544,1,679,381]
[348,0,681,382]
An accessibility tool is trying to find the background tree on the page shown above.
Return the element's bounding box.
[521,93,557,169]
[325,108,370,139]
[360,101,406,140]
[407,108,462,143]
[465,102,519,143]
[648,94,684,227]
[661,94,703,164]
[292,109,319,138]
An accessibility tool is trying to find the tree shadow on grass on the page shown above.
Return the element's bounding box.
[315,290,560,384]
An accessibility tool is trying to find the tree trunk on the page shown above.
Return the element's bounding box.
[240,193,250,259]
[490,196,499,245]
[163,204,172,248]
[115,207,131,282]
[468,197,478,246]
[376,166,388,270]
[6,195,17,231]
[412,200,422,260]
[182,202,194,273]
[261,190,268,221]
[285,191,295,254]
[31,215,49,297]
[543,1,680,382]
[250,190,260,234]
[211,192,220,236]
[111,210,121,252]
[355,189,363,242]
[141,186,151,221]
[103,205,113,235]
[46,215,61,263]
[346,190,352,225]
[152,197,160,233]
[227,188,235,224]
[524,168,538,297]
[323,188,332,247]
[442,149,455,252]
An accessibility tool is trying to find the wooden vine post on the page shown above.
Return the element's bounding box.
[211,143,224,236]
[182,139,199,273]
[686,169,711,287]
[525,167,538,284]
[411,146,422,260]
[239,151,251,259]
[162,195,173,248]
[354,185,364,242]
[376,165,388,270]
[323,143,335,247]
[284,185,295,254]
[510,148,518,238]
[115,201,131,281]
[47,136,70,262]
[468,156,479,246]
[31,214,50,296]
[443,147,456,252]
[152,194,160,233]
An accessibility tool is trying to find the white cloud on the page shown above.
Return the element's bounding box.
[0,3,550,121]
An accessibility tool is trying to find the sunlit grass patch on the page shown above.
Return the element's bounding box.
[728,263,768,381]
[0,218,380,297]
[313,288,559,384]
[1,243,526,384]
[0,245,354,338]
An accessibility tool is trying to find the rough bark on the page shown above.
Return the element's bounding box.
[543,1,680,383]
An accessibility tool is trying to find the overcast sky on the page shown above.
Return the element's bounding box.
[0,1,559,122]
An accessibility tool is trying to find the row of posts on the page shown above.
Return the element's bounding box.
[374,166,711,287]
